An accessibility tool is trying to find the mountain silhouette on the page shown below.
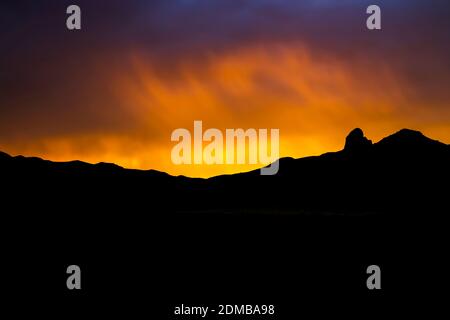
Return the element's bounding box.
[2,129,449,308]
[1,128,449,215]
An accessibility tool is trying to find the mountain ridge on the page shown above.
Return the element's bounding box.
[1,128,448,178]
[1,128,449,215]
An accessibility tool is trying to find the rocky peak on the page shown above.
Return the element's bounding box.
[344,128,373,152]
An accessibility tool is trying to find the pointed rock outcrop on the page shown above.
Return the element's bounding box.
[344,128,373,152]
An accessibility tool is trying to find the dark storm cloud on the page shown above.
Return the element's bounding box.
[2,0,449,62]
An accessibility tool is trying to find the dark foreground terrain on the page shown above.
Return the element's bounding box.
[1,128,448,317]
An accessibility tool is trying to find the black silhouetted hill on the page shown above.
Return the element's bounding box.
[2,129,449,308]
[1,128,449,215]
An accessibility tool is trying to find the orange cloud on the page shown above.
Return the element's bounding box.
[3,44,450,177]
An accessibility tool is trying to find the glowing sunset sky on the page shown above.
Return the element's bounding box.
[1,0,449,177]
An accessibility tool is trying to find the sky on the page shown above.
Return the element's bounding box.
[0,0,449,177]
